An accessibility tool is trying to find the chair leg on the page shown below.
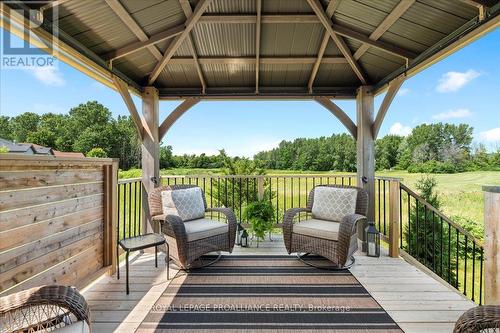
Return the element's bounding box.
[155,246,158,268]
[165,242,170,280]
[125,250,130,295]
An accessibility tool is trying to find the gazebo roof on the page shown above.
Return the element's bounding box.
[5,0,499,99]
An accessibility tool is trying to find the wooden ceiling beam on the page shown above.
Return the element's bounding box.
[40,0,72,11]
[112,75,146,139]
[354,0,415,61]
[307,0,367,84]
[315,97,357,139]
[372,75,405,139]
[102,24,184,61]
[198,14,319,24]
[167,56,348,65]
[159,98,200,140]
[104,0,163,61]
[148,0,212,85]
[308,0,342,93]
[179,0,207,94]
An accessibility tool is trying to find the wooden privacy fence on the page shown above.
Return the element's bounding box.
[0,155,118,296]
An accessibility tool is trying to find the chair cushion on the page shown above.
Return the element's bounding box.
[161,187,205,222]
[311,186,357,222]
[184,218,228,242]
[293,218,340,241]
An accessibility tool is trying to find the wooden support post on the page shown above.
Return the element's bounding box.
[483,185,500,305]
[356,86,375,241]
[103,160,119,274]
[257,177,265,200]
[141,87,160,234]
[389,179,400,258]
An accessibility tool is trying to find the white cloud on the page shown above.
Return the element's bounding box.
[479,128,500,142]
[397,88,411,96]
[389,122,412,136]
[436,69,480,93]
[27,66,66,86]
[432,108,472,120]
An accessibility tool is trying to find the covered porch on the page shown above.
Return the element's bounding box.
[1,0,499,332]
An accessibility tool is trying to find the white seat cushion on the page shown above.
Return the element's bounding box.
[184,218,228,242]
[293,218,340,241]
[311,186,357,222]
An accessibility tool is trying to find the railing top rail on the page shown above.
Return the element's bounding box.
[159,174,357,179]
[375,176,404,181]
[118,177,142,184]
[400,183,483,248]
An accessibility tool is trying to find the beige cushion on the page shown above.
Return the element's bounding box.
[293,218,340,241]
[184,218,228,242]
[311,187,357,222]
[161,187,205,222]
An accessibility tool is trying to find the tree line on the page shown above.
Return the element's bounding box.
[2,101,498,173]
[255,123,499,173]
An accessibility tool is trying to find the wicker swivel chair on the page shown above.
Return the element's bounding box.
[149,185,237,270]
[283,185,368,269]
[0,285,91,332]
[454,305,500,332]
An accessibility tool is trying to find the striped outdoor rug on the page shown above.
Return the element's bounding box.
[138,255,402,332]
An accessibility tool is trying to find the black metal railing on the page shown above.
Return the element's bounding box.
[399,183,484,304]
[117,178,142,243]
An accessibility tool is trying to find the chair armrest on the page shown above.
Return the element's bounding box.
[206,207,237,249]
[283,207,310,252]
[0,285,90,331]
[338,213,366,265]
[154,214,187,244]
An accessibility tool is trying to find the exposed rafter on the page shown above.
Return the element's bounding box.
[308,0,343,93]
[159,98,200,140]
[102,24,184,61]
[112,75,145,139]
[255,0,262,93]
[148,0,212,85]
[372,75,405,139]
[315,97,357,139]
[40,0,72,12]
[353,0,415,61]
[200,13,417,60]
[104,0,163,61]
[307,0,367,84]
[167,56,348,65]
[179,0,207,94]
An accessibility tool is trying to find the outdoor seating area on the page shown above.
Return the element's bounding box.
[1,0,499,332]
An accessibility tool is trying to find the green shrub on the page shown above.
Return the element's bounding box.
[86,147,108,158]
[0,146,8,153]
[243,196,275,245]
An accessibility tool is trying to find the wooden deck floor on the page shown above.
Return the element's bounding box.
[83,236,475,333]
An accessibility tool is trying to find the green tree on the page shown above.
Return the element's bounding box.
[160,145,175,168]
[0,116,13,140]
[11,112,40,143]
[404,176,457,285]
[86,147,108,158]
[376,135,403,170]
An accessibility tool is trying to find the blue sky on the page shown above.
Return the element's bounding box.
[1,28,499,157]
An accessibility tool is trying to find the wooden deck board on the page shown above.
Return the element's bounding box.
[83,235,475,333]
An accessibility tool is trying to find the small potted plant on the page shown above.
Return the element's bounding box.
[243,198,274,247]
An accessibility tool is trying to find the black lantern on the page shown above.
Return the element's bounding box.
[240,230,249,248]
[365,222,380,257]
[236,224,242,245]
